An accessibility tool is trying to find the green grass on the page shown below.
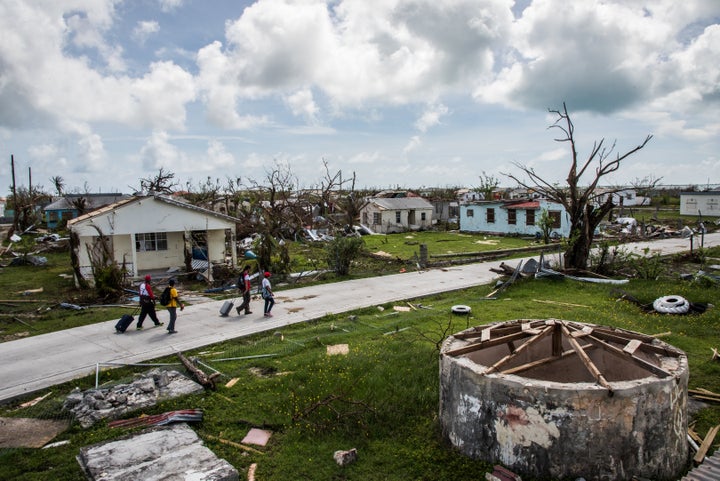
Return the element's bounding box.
[2,242,720,480]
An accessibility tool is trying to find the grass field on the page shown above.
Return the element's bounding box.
[1,239,719,480]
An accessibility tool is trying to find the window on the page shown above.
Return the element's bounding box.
[48,211,59,222]
[136,232,168,252]
[466,209,474,217]
[421,212,426,221]
[486,208,495,223]
[395,211,401,223]
[526,209,535,226]
[373,212,381,225]
[508,209,516,225]
[549,211,561,228]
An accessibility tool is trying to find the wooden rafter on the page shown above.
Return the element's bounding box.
[485,326,553,375]
[560,323,613,392]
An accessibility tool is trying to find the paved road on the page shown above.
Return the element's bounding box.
[1,234,718,403]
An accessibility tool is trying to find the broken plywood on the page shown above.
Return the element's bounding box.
[327,344,349,356]
[241,428,272,447]
[0,417,69,448]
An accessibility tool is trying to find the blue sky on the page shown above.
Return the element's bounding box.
[1,0,718,194]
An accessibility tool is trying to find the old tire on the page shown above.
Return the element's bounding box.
[451,305,471,315]
[653,296,690,314]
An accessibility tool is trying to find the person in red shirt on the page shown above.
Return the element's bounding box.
[136,275,163,329]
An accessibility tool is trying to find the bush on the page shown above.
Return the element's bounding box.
[325,235,364,276]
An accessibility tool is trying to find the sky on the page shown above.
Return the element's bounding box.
[0,0,719,195]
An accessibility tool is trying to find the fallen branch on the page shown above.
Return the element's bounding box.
[205,435,265,455]
[177,352,221,390]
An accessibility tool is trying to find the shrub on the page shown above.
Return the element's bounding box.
[325,235,364,276]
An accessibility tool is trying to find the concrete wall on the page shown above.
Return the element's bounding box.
[439,326,689,480]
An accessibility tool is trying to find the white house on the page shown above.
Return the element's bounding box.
[594,188,649,207]
[360,196,434,234]
[459,199,570,237]
[680,191,720,217]
[67,194,237,284]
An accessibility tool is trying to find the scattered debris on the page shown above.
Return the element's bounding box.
[108,409,204,429]
[536,266,629,285]
[15,391,53,410]
[225,378,239,388]
[532,299,589,308]
[334,447,358,467]
[613,289,711,315]
[206,434,265,454]
[653,295,690,314]
[17,287,43,296]
[177,352,221,390]
[242,428,272,447]
[694,425,720,465]
[486,464,522,481]
[451,305,471,315]
[689,388,720,403]
[393,305,411,312]
[42,439,71,449]
[63,369,204,428]
[0,417,69,448]
[59,302,85,310]
[77,424,239,480]
[248,463,258,481]
[327,344,349,356]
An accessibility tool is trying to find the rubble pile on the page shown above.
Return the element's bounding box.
[64,369,204,428]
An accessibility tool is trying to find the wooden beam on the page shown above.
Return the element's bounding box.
[445,331,532,357]
[485,326,553,375]
[694,424,720,464]
[561,323,613,393]
[586,334,672,379]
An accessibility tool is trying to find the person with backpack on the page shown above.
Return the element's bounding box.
[261,271,275,317]
[235,265,253,315]
[164,279,184,334]
[136,275,163,329]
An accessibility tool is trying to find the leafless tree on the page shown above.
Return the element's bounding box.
[138,167,178,194]
[315,159,369,228]
[505,103,652,270]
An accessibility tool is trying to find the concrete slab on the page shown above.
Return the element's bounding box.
[0,417,69,448]
[77,423,238,481]
[0,234,717,404]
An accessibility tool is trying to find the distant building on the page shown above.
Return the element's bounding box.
[360,196,434,234]
[44,193,129,229]
[680,191,720,217]
[459,199,570,237]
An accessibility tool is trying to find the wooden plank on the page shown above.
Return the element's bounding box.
[623,339,642,355]
[694,424,720,464]
[481,328,491,342]
[571,326,594,338]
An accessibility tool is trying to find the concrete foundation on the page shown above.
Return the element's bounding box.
[439,319,689,481]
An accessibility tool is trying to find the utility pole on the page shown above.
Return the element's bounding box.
[11,154,18,236]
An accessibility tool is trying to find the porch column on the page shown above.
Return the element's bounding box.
[130,233,138,277]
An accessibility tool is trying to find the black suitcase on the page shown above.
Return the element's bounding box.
[219,300,234,317]
[115,314,134,333]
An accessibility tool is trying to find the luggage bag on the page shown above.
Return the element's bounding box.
[115,314,135,333]
[219,300,234,317]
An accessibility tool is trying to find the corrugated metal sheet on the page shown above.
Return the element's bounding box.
[681,449,720,480]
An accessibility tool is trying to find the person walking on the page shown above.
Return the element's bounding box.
[261,271,275,317]
[166,279,184,334]
[235,265,253,315]
[136,275,163,329]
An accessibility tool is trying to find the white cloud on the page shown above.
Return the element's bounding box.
[159,0,184,13]
[139,130,186,170]
[403,135,422,155]
[132,20,160,45]
[415,103,449,132]
[285,89,320,124]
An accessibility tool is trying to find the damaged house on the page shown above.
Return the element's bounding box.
[459,198,570,237]
[360,193,434,234]
[67,194,237,285]
[44,193,129,229]
[680,191,720,217]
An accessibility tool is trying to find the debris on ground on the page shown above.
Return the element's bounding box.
[0,417,69,448]
[108,409,204,429]
[612,289,712,315]
[77,423,238,480]
[334,447,358,466]
[64,369,204,428]
[327,344,349,355]
[486,464,522,481]
[242,428,272,447]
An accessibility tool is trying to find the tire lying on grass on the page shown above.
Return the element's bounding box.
[451,305,472,315]
[652,295,690,315]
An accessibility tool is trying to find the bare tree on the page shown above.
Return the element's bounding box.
[505,103,652,270]
[315,159,368,228]
[138,167,178,194]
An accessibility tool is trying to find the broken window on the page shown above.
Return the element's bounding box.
[373,212,381,225]
[466,209,474,218]
[395,211,401,223]
[526,209,535,226]
[486,208,495,223]
[508,209,516,225]
[136,232,168,252]
[549,210,561,228]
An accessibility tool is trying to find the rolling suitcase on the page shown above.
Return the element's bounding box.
[115,314,135,333]
[219,299,234,317]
